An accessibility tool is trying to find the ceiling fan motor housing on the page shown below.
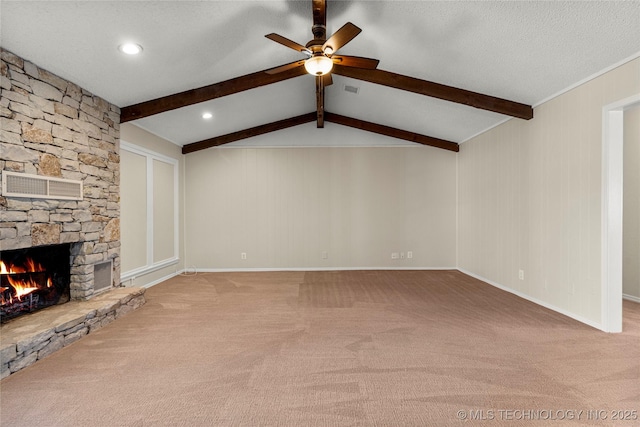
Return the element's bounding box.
[306,39,326,53]
[311,24,326,40]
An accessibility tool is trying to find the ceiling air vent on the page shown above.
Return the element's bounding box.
[343,84,360,95]
[2,170,83,200]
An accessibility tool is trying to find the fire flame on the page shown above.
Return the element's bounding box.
[1,259,45,274]
[0,258,52,305]
[6,275,45,297]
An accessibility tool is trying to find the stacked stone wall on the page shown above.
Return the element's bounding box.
[0,48,120,299]
[0,288,145,379]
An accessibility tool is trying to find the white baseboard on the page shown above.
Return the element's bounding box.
[121,269,184,289]
[457,268,604,332]
[142,271,182,289]
[623,293,640,303]
[120,258,179,282]
[194,266,457,273]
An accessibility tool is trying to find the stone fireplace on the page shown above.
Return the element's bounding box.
[1,49,147,379]
[1,48,121,300]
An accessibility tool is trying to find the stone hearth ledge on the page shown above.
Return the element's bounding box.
[0,287,145,379]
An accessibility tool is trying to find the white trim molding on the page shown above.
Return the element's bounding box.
[120,140,180,282]
[601,94,640,333]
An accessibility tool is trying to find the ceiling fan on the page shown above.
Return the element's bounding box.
[263,0,379,127]
[121,0,533,153]
[264,13,379,77]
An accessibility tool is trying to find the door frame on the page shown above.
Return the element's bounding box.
[601,94,640,332]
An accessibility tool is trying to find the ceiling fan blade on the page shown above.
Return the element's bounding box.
[323,22,361,54]
[323,73,333,87]
[332,65,534,120]
[265,33,310,55]
[331,55,379,70]
[316,76,325,128]
[265,60,306,75]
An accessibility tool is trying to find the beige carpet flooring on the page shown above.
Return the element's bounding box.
[1,270,639,426]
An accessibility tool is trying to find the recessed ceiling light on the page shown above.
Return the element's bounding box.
[118,43,143,55]
[202,112,213,119]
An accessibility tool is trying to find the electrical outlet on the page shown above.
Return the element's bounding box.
[241,252,247,260]
[400,252,405,259]
[518,270,524,280]
[391,252,399,259]
[321,251,328,259]
[407,251,413,259]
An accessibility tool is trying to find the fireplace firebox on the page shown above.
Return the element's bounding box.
[0,244,71,323]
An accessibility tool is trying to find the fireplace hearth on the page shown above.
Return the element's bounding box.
[0,244,71,323]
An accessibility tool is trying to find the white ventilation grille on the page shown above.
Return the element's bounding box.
[344,84,360,95]
[2,170,83,200]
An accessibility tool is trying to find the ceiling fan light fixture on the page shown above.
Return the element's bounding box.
[304,55,333,76]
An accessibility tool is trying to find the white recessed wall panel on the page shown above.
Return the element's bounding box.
[119,124,184,288]
[120,150,148,273]
[153,159,176,263]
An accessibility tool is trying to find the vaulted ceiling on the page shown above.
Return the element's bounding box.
[2,1,639,152]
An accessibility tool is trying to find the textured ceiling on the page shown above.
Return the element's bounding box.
[2,1,639,148]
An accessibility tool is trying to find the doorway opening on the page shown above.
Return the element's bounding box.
[602,94,640,332]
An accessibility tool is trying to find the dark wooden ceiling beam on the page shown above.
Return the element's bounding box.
[324,112,459,152]
[332,65,533,120]
[121,65,308,122]
[182,112,317,154]
[182,111,458,153]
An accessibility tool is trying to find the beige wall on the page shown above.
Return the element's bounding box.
[458,58,640,326]
[184,125,457,270]
[119,123,185,287]
[624,106,640,300]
